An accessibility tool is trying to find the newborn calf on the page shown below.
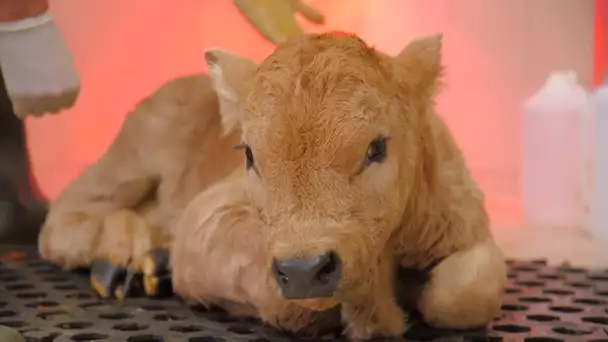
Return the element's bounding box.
[171,33,507,340]
[38,32,506,340]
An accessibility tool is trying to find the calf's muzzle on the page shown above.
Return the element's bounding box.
[271,251,342,299]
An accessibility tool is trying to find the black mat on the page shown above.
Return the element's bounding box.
[0,245,607,342]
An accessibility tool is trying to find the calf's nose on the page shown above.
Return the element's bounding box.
[272,251,341,299]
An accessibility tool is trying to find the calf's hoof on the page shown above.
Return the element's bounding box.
[91,247,172,299]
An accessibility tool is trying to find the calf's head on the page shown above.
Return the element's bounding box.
[205,32,443,309]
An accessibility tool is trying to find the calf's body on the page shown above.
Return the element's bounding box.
[38,33,507,340]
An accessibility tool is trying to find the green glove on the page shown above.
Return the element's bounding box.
[234,0,324,44]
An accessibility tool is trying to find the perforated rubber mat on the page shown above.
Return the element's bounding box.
[1,245,607,342]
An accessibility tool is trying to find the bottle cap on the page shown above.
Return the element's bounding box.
[525,70,589,110]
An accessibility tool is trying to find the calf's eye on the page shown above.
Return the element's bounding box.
[233,143,255,170]
[366,137,388,164]
[245,146,255,169]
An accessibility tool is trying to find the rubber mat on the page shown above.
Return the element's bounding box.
[1,245,607,342]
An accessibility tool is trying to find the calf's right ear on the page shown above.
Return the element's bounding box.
[204,49,257,135]
[393,34,444,98]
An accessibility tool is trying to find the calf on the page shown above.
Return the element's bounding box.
[38,32,507,340]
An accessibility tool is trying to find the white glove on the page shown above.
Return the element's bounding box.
[0,10,80,119]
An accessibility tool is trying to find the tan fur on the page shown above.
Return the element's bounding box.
[418,240,507,329]
[39,33,507,340]
[38,75,242,270]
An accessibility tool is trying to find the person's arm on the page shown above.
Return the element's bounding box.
[0,0,80,119]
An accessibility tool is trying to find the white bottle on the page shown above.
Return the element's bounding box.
[588,75,608,241]
[521,70,590,230]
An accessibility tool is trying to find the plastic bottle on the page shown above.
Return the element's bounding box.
[588,75,608,241]
[521,70,590,230]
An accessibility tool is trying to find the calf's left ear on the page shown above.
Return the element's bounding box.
[205,49,257,135]
[392,34,444,98]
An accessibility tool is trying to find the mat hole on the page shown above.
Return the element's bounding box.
[233,317,262,325]
[6,283,35,290]
[523,338,563,342]
[227,324,256,335]
[153,313,184,321]
[464,337,502,342]
[595,291,608,297]
[33,268,58,275]
[169,325,203,333]
[113,323,149,331]
[42,276,70,282]
[501,304,528,311]
[587,275,608,281]
[201,311,234,323]
[504,288,521,294]
[56,322,94,330]
[0,269,17,275]
[71,333,109,341]
[37,310,68,320]
[24,332,61,341]
[126,335,164,342]
[543,289,574,296]
[79,302,107,309]
[581,316,608,325]
[493,324,531,333]
[99,312,133,320]
[25,301,59,308]
[549,306,583,313]
[537,274,562,280]
[0,321,27,327]
[558,267,587,274]
[514,266,538,272]
[65,292,93,300]
[0,301,6,307]
[572,298,606,305]
[189,338,226,342]
[16,292,47,299]
[552,327,592,335]
[526,314,560,322]
[26,260,52,268]
[516,281,545,287]
[0,275,19,282]
[139,305,166,311]
[0,309,17,318]
[54,284,79,290]
[519,297,552,303]
[566,282,592,288]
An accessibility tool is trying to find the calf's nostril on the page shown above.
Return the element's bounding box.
[316,252,338,285]
[271,260,289,284]
[277,272,289,285]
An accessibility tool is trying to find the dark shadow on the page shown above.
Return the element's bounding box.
[0,65,48,244]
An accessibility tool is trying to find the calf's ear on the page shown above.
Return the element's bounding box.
[392,34,444,98]
[204,49,257,135]
[393,35,444,198]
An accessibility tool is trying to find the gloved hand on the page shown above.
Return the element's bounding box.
[234,0,324,44]
[0,0,80,119]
